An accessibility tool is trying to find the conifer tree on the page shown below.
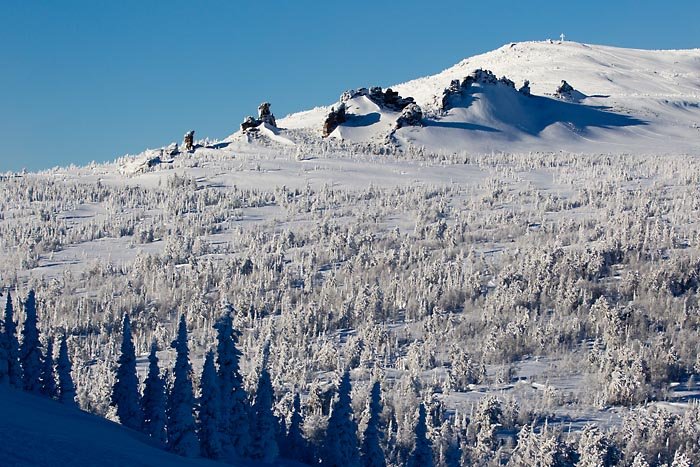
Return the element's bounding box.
[198,350,223,459]
[361,380,386,467]
[111,314,142,430]
[0,295,8,385]
[20,290,42,393]
[284,392,309,462]
[214,306,250,457]
[321,369,361,467]
[407,403,433,467]
[3,292,22,388]
[57,334,76,406]
[141,341,166,444]
[167,315,199,457]
[250,357,279,463]
[40,336,57,398]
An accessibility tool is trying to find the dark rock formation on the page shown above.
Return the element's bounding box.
[555,80,575,98]
[340,87,415,112]
[258,102,276,127]
[394,103,423,130]
[438,69,523,111]
[183,131,194,152]
[322,103,347,138]
[519,80,531,96]
[240,102,277,133]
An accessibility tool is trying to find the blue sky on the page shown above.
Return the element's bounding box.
[2,1,699,171]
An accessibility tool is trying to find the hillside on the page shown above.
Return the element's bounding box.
[279,41,700,154]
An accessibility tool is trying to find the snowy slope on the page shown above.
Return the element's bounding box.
[0,386,295,467]
[279,41,700,154]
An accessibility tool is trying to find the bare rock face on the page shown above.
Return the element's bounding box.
[322,103,347,137]
[555,80,575,98]
[519,80,531,96]
[258,102,277,127]
[341,87,415,112]
[183,131,195,152]
[438,69,521,111]
[240,102,277,133]
[394,103,423,130]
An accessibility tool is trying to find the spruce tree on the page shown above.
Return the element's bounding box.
[250,360,279,463]
[198,350,223,459]
[361,380,386,467]
[40,336,57,398]
[141,341,167,444]
[321,369,361,467]
[56,334,76,406]
[111,314,142,430]
[284,392,309,462]
[20,290,42,393]
[0,294,8,385]
[4,292,22,388]
[167,315,199,457]
[214,306,250,457]
[407,403,433,467]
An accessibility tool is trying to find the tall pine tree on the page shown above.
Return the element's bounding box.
[167,315,199,457]
[111,314,142,430]
[141,341,167,444]
[407,403,433,467]
[214,306,250,458]
[198,350,223,459]
[321,369,361,467]
[361,380,386,467]
[57,334,76,406]
[40,336,57,398]
[284,392,309,462]
[20,290,42,393]
[3,292,22,388]
[250,357,279,463]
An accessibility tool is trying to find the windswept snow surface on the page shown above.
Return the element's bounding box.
[280,41,700,154]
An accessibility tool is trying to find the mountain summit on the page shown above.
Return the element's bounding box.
[276,41,700,154]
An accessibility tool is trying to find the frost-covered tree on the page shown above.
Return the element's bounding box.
[3,292,22,388]
[250,358,279,463]
[111,314,142,430]
[40,336,57,398]
[167,315,199,457]
[214,306,250,457]
[20,290,42,393]
[361,380,386,467]
[198,350,223,459]
[407,403,433,467]
[141,341,166,444]
[284,392,309,462]
[56,334,76,406]
[321,370,360,467]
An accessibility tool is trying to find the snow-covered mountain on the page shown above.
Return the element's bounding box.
[279,41,700,154]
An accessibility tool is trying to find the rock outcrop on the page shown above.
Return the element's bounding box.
[322,103,347,137]
[519,80,531,96]
[438,69,521,111]
[240,102,277,132]
[394,103,423,130]
[555,80,575,98]
[341,87,415,112]
[183,131,194,152]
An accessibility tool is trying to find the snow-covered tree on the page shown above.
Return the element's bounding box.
[284,392,309,462]
[56,334,76,406]
[361,380,386,467]
[111,314,142,430]
[321,370,361,467]
[407,403,433,467]
[20,290,42,393]
[215,306,250,457]
[198,350,223,459]
[141,341,166,444]
[167,315,199,457]
[250,356,279,463]
[3,291,22,388]
[40,336,57,398]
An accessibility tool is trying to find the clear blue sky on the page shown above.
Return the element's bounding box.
[2,0,698,171]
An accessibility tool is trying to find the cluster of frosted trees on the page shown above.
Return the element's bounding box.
[0,289,76,405]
